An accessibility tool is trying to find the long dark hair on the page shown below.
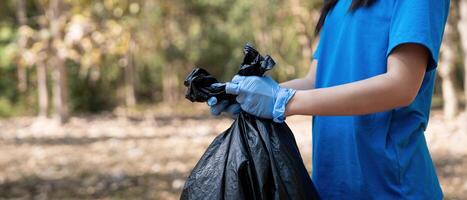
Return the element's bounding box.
[315,0,376,35]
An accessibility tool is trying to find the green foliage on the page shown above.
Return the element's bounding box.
[0,24,17,68]
[0,66,32,117]
[1,0,459,117]
[0,0,323,116]
[68,63,118,113]
[0,98,14,117]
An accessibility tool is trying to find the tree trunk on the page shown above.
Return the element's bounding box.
[124,36,137,107]
[458,0,467,110]
[290,0,313,62]
[16,0,28,92]
[37,61,48,117]
[162,65,179,103]
[51,57,68,123]
[439,15,459,119]
[49,0,69,123]
[17,68,27,93]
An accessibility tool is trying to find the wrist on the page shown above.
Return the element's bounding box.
[284,93,296,117]
[272,88,296,123]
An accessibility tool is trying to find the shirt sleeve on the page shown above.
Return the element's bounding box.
[387,0,450,71]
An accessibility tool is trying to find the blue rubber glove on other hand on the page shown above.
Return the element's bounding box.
[225,75,296,123]
[207,96,241,118]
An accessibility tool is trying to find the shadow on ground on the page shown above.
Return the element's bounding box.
[0,154,465,199]
[0,171,185,199]
[433,154,467,199]
[0,112,465,200]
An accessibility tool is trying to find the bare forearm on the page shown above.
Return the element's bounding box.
[280,78,315,90]
[285,44,429,117]
[285,74,414,116]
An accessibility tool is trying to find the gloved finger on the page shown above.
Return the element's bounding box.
[207,97,218,106]
[210,100,230,116]
[228,113,239,119]
[225,103,241,115]
[239,103,252,115]
[235,94,246,104]
[210,83,225,88]
[230,75,246,84]
[225,82,240,95]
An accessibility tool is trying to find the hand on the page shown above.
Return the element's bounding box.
[225,75,296,123]
[207,97,241,118]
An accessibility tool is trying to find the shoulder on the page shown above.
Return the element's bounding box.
[392,0,450,12]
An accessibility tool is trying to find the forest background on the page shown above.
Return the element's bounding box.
[0,0,466,199]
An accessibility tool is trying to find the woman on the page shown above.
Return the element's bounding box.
[208,0,450,199]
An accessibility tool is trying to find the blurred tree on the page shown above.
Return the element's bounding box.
[1,0,466,120]
[124,35,137,107]
[48,0,69,123]
[439,6,460,119]
[15,0,28,93]
[458,0,467,110]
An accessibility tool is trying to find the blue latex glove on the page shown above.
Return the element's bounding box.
[225,75,296,123]
[207,97,241,118]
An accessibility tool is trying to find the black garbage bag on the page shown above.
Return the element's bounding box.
[184,43,276,104]
[181,44,320,200]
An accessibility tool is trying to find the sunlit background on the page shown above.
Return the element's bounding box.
[0,0,466,199]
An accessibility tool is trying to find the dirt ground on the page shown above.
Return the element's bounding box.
[0,108,466,200]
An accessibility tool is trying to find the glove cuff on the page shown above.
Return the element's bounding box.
[272,88,296,123]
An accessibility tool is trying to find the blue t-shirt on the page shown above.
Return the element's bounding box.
[312,0,450,199]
